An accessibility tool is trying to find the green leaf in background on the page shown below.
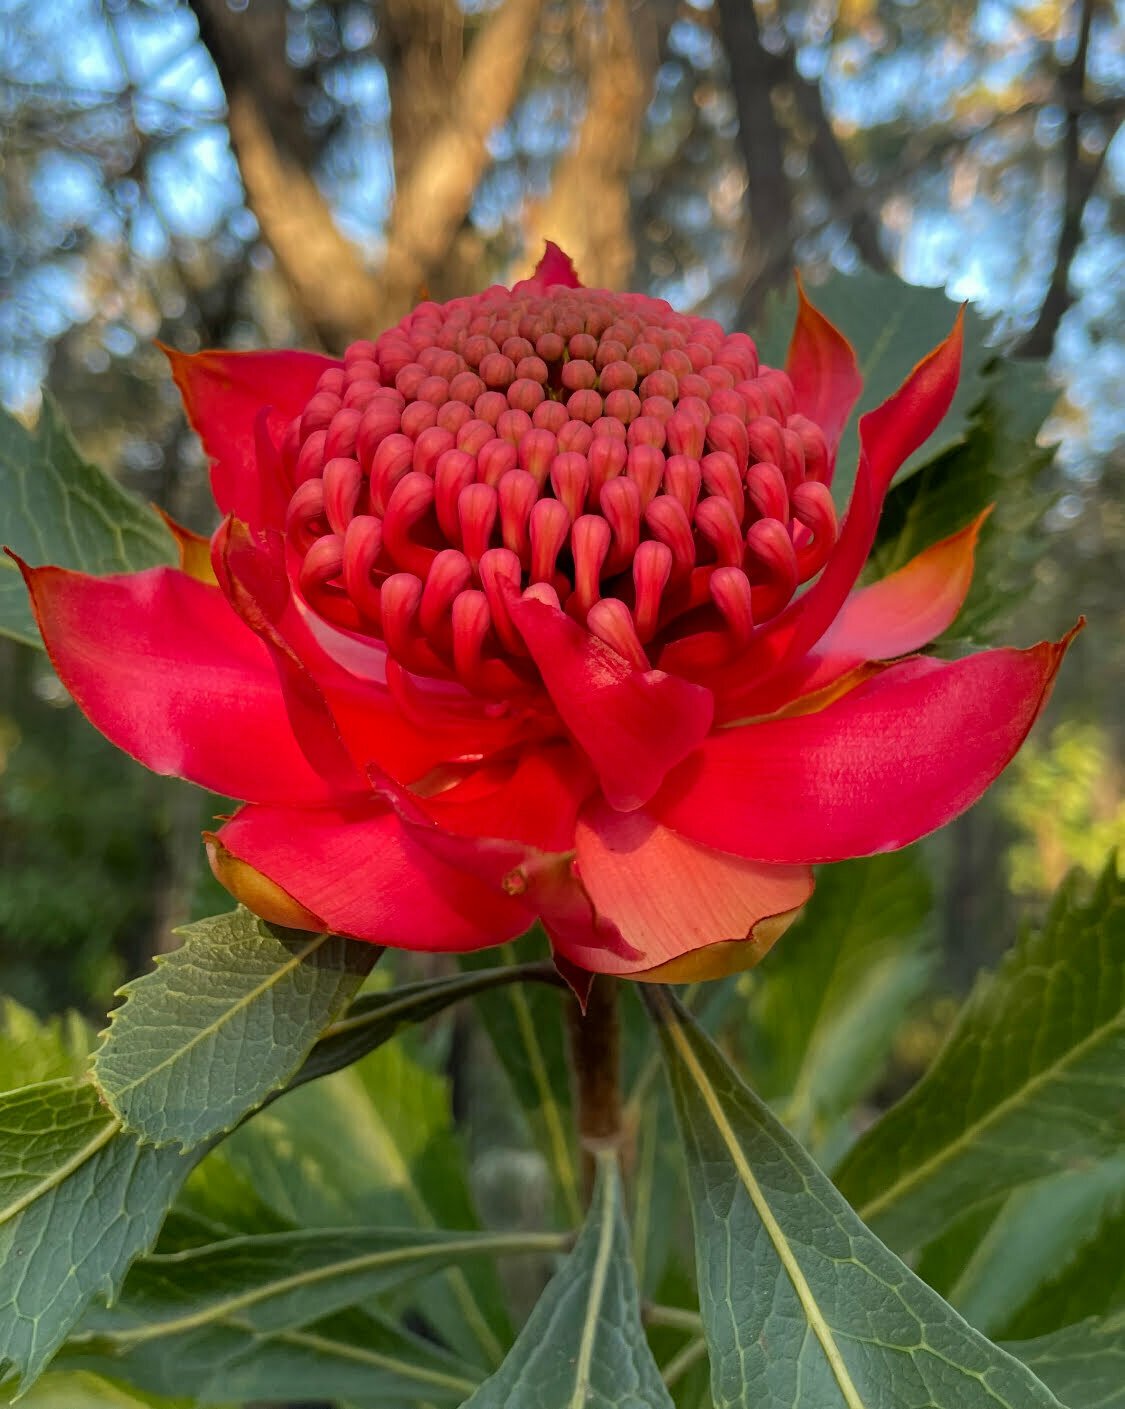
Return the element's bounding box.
[755,270,991,505]
[78,1225,564,1343]
[998,1187,1125,1341]
[217,1037,513,1370]
[0,1081,191,1394]
[0,999,92,1090]
[461,933,583,1225]
[92,909,378,1150]
[917,1154,1125,1339]
[66,1304,480,1408]
[868,357,1057,642]
[1004,1316,1125,1409]
[20,1375,194,1409]
[744,850,935,1151]
[292,958,561,1093]
[628,1082,687,1301]
[833,860,1125,1251]
[460,1152,674,1409]
[649,990,1065,1409]
[0,398,175,647]
[21,1368,195,1409]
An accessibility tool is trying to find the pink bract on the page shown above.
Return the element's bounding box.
[18,244,1076,981]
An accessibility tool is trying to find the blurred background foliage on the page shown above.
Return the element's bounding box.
[0,0,1122,1019]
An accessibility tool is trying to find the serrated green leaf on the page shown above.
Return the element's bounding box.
[291,958,561,1093]
[745,851,935,1151]
[755,271,990,506]
[867,357,1056,642]
[649,991,1065,1409]
[1004,1316,1125,1409]
[92,909,377,1151]
[0,1000,92,1092]
[79,1225,564,1342]
[834,860,1125,1251]
[0,1081,192,1394]
[0,399,175,647]
[461,933,582,1225]
[460,1153,673,1409]
[65,1304,479,1407]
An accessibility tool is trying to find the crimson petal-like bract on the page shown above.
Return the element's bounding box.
[16,559,333,806]
[214,800,533,950]
[164,346,337,528]
[654,636,1074,864]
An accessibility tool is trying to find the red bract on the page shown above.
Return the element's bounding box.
[18,246,1076,981]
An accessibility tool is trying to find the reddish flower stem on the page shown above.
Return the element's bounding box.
[568,974,623,1201]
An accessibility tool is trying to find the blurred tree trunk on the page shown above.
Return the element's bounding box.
[190,0,541,344]
[1020,0,1114,358]
[377,0,544,323]
[379,0,465,186]
[719,0,888,321]
[188,0,381,349]
[788,60,889,275]
[518,0,662,289]
[716,0,793,318]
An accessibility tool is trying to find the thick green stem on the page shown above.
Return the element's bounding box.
[568,974,623,1201]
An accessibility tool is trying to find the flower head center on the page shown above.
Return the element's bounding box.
[283,281,836,690]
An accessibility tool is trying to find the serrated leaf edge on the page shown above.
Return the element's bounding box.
[91,928,335,1151]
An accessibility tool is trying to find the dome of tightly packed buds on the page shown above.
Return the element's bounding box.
[283,265,837,691]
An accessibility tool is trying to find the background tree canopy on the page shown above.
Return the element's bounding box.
[0,0,1122,1012]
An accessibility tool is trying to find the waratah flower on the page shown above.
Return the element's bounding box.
[17,245,1075,982]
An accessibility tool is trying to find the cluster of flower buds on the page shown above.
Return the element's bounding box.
[283,281,837,691]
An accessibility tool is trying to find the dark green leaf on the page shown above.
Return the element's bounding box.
[834,861,1125,1250]
[461,932,583,1225]
[291,958,561,1092]
[218,1039,512,1369]
[79,1225,563,1342]
[919,1155,1125,1338]
[65,1304,479,1407]
[460,1153,673,1408]
[649,991,1065,1409]
[92,909,377,1151]
[999,1187,1125,1340]
[0,1081,191,1394]
[0,398,174,647]
[1004,1316,1125,1409]
[629,1082,688,1299]
[756,271,990,505]
[745,851,935,1150]
[868,357,1057,642]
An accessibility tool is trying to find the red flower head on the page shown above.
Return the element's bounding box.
[19,245,1075,982]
